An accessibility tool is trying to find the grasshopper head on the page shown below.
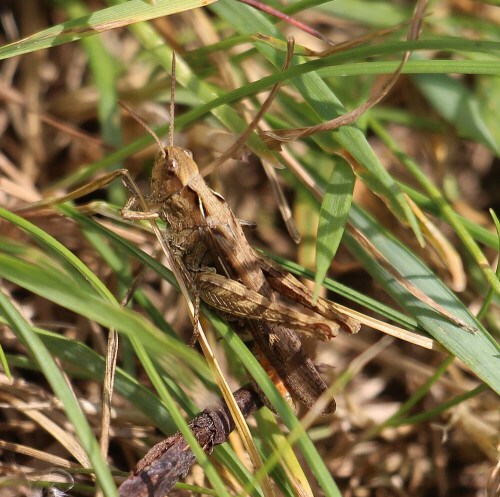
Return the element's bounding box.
[151,145,199,202]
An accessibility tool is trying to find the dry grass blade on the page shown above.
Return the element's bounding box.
[191,326,274,497]
[303,20,415,57]
[260,154,301,243]
[405,194,467,292]
[0,440,78,468]
[204,36,295,174]
[0,391,91,469]
[261,0,428,146]
[119,167,274,495]
[330,302,446,351]
[236,0,334,46]
[97,278,144,468]
[97,324,120,497]
[13,169,127,213]
[488,458,500,497]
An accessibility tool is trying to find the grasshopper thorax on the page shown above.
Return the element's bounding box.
[151,145,199,202]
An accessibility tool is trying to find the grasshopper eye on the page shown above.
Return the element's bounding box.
[167,157,178,171]
[183,149,193,159]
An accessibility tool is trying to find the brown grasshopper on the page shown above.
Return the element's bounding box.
[26,54,360,414]
[115,63,360,413]
[128,144,359,412]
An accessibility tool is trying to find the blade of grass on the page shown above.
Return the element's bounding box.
[361,355,456,440]
[285,0,411,26]
[0,289,118,497]
[411,55,499,154]
[314,155,355,301]
[346,203,500,395]
[371,118,500,300]
[0,343,12,381]
[397,181,498,249]
[0,0,217,60]
[254,408,313,497]
[0,207,115,302]
[476,210,500,319]
[392,384,488,426]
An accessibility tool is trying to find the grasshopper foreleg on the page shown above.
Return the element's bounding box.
[120,176,161,220]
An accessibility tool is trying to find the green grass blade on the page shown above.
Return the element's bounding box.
[303,0,411,26]
[314,155,355,301]
[212,0,424,246]
[0,342,11,381]
[0,0,217,60]
[363,356,455,440]
[476,209,500,319]
[0,207,115,302]
[411,57,499,154]
[0,289,118,496]
[394,384,488,426]
[346,203,500,394]
[0,253,204,371]
[371,120,500,300]
[254,409,308,497]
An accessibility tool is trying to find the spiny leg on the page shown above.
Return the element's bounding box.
[189,292,201,347]
[194,271,338,340]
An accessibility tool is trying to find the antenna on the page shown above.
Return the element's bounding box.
[169,52,176,148]
[118,100,166,158]
[117,54,176,157]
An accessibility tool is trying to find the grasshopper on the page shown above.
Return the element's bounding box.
[115,62,360,413]
[127,143,360,413]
